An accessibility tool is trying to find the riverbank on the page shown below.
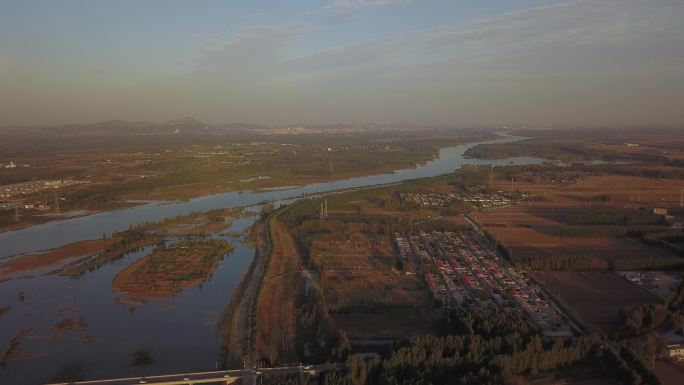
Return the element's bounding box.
[0,207,245,280]
[0,135,546,384]
[220,214,272,368]
[1,135,538,260]
[0,238,119,281]
[1,134,488,235]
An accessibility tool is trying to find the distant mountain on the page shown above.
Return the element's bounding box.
[96,119,155,126]
[90,120,159,130]
[162,117,208,134]
[163,117,205,127]
[24,117,209,136]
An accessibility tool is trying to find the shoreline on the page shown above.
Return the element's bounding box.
[1,135,532,260]
[219,214,271,368]
[0,138,476,236]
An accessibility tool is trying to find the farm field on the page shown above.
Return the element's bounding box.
[476,174,684,268]
[491,174,684,209]
[477,207,675,261]
[531,271,660,332]
[464,128,684,165]
[559,175,684,208]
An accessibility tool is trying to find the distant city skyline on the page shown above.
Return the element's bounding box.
[1,0,683,128]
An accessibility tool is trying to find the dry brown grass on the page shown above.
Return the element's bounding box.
[255,218,302,364]
[0,238,118,280]
[304,215,445,340]
[112,240,232,298]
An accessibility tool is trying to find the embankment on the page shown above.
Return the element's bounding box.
[219,215,272,367]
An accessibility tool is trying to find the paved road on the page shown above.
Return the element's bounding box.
[46,363,345,385]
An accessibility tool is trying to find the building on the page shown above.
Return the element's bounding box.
[653,207,668,216]
[667,344,684,360]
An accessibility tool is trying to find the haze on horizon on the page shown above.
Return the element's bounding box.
[0,0,682,128]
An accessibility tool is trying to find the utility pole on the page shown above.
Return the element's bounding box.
[54,192,60,213]
[320,200,328,220]
[14,201,20,222]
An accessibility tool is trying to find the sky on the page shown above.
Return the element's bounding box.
[0,0,682,128]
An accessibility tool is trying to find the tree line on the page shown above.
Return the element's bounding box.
[319,309,601,385]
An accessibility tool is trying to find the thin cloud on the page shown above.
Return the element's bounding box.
[326,0,413,12]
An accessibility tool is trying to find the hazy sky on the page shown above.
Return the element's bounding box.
[1,0,682,127]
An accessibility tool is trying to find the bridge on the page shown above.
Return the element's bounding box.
[46,363,345,385]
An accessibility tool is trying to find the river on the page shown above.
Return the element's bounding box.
[0,136,542,384]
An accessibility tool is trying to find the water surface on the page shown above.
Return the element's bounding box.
[0,136,543,384]
[0,136,540,259]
